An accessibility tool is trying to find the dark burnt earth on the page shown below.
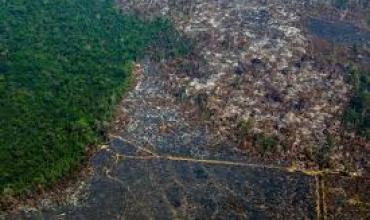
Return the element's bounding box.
[3,0,369,219]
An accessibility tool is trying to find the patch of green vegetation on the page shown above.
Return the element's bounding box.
[237,119,253,139]
[334,0,349,10]
[342,68,370,139]
[237,119,279,154]
[367,13,370,26]
[253,133,279,154]
[0,0,187,194]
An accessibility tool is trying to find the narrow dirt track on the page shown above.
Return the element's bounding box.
[4,1,369,219]
[5,53,368,220]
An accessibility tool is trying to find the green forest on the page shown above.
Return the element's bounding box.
[343,68,370,139]
[0,0,187,194]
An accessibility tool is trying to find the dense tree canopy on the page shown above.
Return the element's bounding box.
[0,0,187,194]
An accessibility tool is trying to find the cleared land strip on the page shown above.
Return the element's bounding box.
[106,137,367,178]
[110,152,362,178]
[108,152,329,219]
[104,139,369,220]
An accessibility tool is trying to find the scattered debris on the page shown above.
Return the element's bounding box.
[119,0,369,173]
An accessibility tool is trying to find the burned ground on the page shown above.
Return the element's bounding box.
[3,0,369,219]
[119,0,369,174]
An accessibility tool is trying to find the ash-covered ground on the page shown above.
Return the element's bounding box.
[120,0,370,174]
[3,0,369,219]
